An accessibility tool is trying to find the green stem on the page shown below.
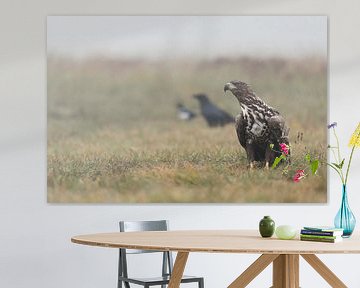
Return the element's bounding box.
[330,148,339,164]
[332,127,345,182]
[326,163,345,184]
[333,127,342,162]
[345,145,356,185]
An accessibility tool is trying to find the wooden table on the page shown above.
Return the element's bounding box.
[72,230,360,288]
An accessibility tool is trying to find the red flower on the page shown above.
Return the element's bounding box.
[279,143,289,155]
[293,169,306,183]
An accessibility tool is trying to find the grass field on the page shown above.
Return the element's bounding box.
[47,56,327,203]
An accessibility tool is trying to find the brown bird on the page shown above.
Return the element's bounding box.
[224,80,290,168]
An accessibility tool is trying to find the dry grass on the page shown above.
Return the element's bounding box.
[47,56,327,203]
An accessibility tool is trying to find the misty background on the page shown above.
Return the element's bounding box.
[47,16,327,60]
[47,16,327,203]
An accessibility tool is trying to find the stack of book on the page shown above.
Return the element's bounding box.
[300,226,344,243]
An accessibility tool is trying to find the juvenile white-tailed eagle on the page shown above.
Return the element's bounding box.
[224,80,290,168]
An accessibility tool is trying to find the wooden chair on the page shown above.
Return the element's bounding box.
[118,220,204,288]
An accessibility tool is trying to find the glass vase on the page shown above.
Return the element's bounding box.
[334,185,356,237]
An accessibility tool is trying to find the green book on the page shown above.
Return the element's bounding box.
[300,236,342,243]
[300,234,340,240]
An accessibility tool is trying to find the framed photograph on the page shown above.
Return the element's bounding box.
[47,16,327,203]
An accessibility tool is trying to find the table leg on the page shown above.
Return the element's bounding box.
[168,251,189,288]
[228,254,279,288]
[301,254,347,288]
[272,254,299,288]
[229,253,348,288]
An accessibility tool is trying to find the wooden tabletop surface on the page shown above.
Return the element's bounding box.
[71,230,360,254]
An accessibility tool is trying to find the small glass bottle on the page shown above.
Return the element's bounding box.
[259,216,275,238]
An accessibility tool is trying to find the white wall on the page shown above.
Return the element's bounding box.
[1,1,360,287]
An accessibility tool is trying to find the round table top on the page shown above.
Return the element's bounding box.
[71,230,360,254]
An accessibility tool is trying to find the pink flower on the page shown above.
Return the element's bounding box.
[293,169,306,183]
[279,143,289,155]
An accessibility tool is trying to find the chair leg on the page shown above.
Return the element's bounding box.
[198,278,204,288]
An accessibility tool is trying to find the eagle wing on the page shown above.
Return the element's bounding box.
[268,115,289,144]
[235,112,246,149]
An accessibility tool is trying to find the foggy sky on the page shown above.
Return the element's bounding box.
[47,16,327,60]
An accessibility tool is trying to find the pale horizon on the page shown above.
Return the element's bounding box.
[47,16,327,60]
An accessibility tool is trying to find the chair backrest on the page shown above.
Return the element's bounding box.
[120,220,169,232]
[119,220,169,254]
[118,220,174,282]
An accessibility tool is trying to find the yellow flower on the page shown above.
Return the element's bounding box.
[349,122,360,147]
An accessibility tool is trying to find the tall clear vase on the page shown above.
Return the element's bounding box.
[334,185,356,237]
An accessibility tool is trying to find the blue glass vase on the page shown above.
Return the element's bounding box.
[334,185,356,237]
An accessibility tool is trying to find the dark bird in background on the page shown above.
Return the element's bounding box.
[224,80,290,168]
[176,102,197,121]
[193,93,234,127]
